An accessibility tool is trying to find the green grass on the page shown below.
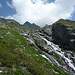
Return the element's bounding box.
[50,52,63,63]
[34,38,44,44]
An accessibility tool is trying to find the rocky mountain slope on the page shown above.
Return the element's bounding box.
[0,18,75,75]
[21,29,75,75]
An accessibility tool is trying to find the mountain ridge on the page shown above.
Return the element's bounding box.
[23,21,40,28]
[0,18,40,28]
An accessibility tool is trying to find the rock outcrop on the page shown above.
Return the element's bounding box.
[52,19,75,51]
[43,25,52,36]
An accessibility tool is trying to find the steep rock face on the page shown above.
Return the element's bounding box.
[52,22,75,51]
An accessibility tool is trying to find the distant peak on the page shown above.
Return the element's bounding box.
[23,21,40,28]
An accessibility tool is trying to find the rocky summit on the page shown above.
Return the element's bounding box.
[0,18,75,75]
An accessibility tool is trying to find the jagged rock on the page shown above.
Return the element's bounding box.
[44,28,52,36]
[43,25,52,36]
[27,38,35,46]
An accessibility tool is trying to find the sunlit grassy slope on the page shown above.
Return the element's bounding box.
[54,19,75,27]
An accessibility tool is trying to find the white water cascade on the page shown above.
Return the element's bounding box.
[40,36,75,71]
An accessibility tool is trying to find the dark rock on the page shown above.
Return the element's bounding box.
[52,22,75,51]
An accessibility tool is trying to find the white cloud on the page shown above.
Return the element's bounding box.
[6,1,13,8]
[0,3,2,8]
[6,0,75,27]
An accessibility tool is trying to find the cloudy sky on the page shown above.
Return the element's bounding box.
[0,0,75,27]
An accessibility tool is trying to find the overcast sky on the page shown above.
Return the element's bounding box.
[0,0,75,27]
